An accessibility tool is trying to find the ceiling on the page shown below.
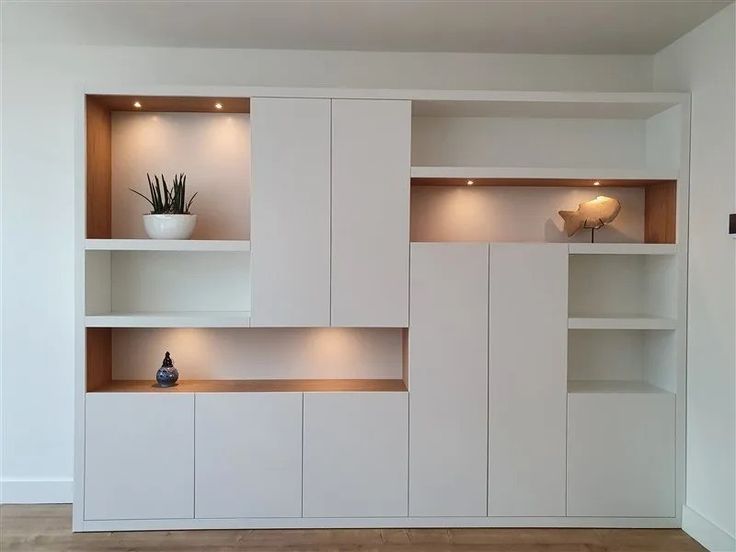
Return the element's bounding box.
[1,0,732,55]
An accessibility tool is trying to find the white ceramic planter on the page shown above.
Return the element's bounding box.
[143,214,197,240]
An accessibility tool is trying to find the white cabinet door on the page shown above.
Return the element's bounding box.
[85,393,194,520]
[331,99,410,327]
[303,392,408,517]
[488,243,567,516]
[250,97,331,326]
[568,390,676,517]
[195,393,302,518]
[409,243,489,517]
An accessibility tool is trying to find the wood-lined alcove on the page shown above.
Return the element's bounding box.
[85,95,250,239]
[410,177,677,244]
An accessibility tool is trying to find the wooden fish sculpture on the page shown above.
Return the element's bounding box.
[558,196,621,237]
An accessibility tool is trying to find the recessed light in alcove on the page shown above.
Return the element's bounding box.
[467,180,474,186]
[133,101,142,109]
[215,103,223,110]
[593,181,601,186]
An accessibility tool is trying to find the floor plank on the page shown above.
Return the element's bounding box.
[0,505,707,552]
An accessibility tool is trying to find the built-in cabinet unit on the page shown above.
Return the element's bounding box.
[303,392,408,517]
[409,243,489,517]
[488,244,568,516]
[567,383,676,517]
[195,393,303,518]
[77,90,688,531]
[330,99,411,327]
[250,98,331,326]
[85,393,195,521]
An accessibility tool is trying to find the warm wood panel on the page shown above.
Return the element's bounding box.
[85,328,111,392]
[331,99,411,327]
[250,97,331,326]
[85,393,194,520]
[0,505,708,551]
[88,95,249,113]
[488,244,568,516]
[90,379,408,393]
[303,392,408,517]
[645,181,677,243]
[409,243,489,516]
[85,96,111,239]
[412,177,676,187]
[195,393,302,518]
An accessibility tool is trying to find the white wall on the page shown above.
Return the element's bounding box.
[654,4,736,550]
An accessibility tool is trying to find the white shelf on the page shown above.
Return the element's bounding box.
[568,316,677,330]
[568,380,673,395]
[85,239,251,252]
[568,243,677,255]
[85,311,252,328]
[410,166,679,181]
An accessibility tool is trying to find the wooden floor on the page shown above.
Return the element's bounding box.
[1,505,706,552]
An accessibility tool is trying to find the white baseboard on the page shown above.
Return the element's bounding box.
[683,505,736,552]
[0,478,73,504]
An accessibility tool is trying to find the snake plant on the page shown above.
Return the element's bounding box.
[130,173,198,214]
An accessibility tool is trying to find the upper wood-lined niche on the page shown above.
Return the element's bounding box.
[85,94,251,240]
[410,177,676,245]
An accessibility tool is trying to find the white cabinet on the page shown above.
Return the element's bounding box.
[488,243,568,516]
[409,243,489,517]
[250,97,331,326]
[331,99,411,327]
[303,392,408,517]
[84,393,194,520]
[194,393,302,518]
[567,388,676,517]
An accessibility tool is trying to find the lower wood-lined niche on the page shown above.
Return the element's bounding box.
[410,179,676,244]
[85,327,408,393]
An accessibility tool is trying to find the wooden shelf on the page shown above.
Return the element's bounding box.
[410,166,678,187]
[85,239,250,252]
[568,243,677,255]
[85,311,251,328]
[568,380,672,395]
[90,379,408,393]
[568,316,677,330]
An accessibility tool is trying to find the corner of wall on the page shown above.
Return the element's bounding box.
[683,505,736,552]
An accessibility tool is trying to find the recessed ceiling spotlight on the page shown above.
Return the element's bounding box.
[467,180,474,186]
[593,181,601,186]
[133,101,142,109]
[215,103,223,110]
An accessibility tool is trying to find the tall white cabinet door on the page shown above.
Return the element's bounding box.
[303,392,408,517]
[85,393,194,521]
[409,243,489,517]
[250,97,331,326]
[195,393,303,519]
[330,100,411,327]
[567,389,676,517]
[488,243,568,516]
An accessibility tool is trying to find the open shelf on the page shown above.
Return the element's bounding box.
[568,380,673,395]
[89,379,407,393]
[568,316,676,330]
[86,311,252,328]
[85,239,251,252]
[568,243,676,255]
[86,327,407,392]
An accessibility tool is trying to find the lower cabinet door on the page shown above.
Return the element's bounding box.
[567,390,676,517]
[194,393,303,518]
[303,392,408,517]
[84,393,194,521]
